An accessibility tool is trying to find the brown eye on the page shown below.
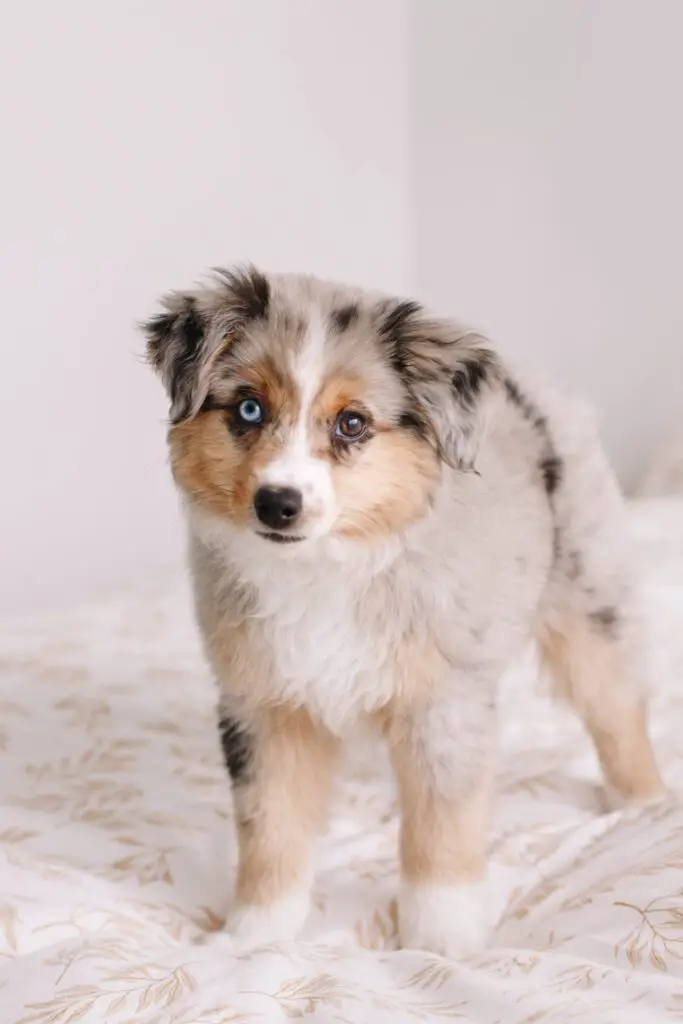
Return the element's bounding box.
[335,409,367,441]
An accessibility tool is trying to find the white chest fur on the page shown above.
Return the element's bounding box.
[234,538,405,732]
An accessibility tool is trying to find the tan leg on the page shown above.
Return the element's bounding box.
[380,685,497,958]
[395,755,492,890]
[538,609,665,804]
[224,704,339,945]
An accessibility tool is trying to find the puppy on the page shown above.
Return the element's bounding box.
[143,265,665,958]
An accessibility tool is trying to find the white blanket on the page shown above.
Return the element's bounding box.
[1,499,682,1023]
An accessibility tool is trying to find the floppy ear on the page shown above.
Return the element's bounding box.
[379,300,503,470]
[141,292,210,423]
[141,265,271,423]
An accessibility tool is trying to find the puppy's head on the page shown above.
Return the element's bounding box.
[142,266,501,546]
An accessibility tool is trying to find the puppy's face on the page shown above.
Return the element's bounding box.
[143,267,500,547]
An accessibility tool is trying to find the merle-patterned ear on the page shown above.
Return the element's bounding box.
[378,300,503,470]
[141,265,271,423]
[142,292,209,423]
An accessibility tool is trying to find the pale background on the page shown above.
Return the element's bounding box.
[1,0,681,615]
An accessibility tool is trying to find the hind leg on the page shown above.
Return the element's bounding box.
[538,605,665,805]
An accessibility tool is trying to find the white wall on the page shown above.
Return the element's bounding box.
[4,0,682,616]
[0,0,410,615]
[413,0,683,486]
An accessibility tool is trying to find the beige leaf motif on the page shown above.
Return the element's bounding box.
[271,974,349,1017]
[615,894,683,971]
[354,902,398,950]
[0,902,19,952]
[16,964,198,1024]
[401,957,457,992]
[108,847,175,885]
[0,827,39,844]
[106,992,129,1016]
[650,948,667,972]
[626,941,643,968]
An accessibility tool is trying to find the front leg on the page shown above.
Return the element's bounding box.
[382,678,497,958]
[219,702,339,947]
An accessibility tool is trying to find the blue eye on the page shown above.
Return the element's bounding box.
[237,398,264,424]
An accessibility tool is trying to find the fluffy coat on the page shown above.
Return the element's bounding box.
[143,266,664,957]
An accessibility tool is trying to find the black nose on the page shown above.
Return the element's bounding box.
[254,486,303,530]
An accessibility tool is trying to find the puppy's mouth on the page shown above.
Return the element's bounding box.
[256,532,305,545]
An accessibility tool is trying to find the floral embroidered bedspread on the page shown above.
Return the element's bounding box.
[1,499,682,1023]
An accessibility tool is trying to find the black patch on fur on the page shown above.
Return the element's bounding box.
[182,303,204,347]
[589,606,619,636]
[504,377,539,424]
[330,303,359,332]
[199,394,227,413]
[144,301,202,369]
[398,408,429,439]
[503,376,523,405]
[539,454,563,496]
[504,375,564,498]
[504,377,549,432]
[215,265,270,322]
[503,376,523,406]
[169,305,207,415]
[503,377,547,432]
[143,297,208,419]
[378,299,422,342]
[377,299,422,373]
[143,312,174,369]
[451,358,488,409]
[218,715,252,783]
[504,374,566,563]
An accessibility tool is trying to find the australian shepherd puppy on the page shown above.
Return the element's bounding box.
[143,265,665,958]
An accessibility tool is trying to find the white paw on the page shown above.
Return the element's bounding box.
[399,881,489,959]
[227,888,310,948]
